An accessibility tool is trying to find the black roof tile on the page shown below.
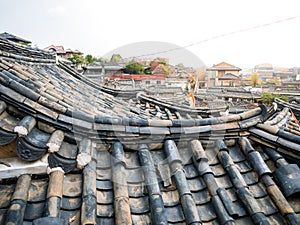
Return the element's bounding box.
[215,175,233,189]
[129,196,150,214]
[256,195,278,216]
[248,182,268,199]
[24,127,50,148]
[210,163,227,177]
[16,137,47,161]
[266,213,287,225]
[96,168,111,180]
[188,177,207,192]
[62,173,82,197]
[193,188,211,205]
[0,209,7,224]
[96,203,114,217]
[184,164,199,178]
[61,197,82,211]
[127,183,145,198]
[164,204,185,223]
[125,168,144,184]
[27,178,48,202]
[161,189,180,207]
[0,184,15,208]
[60,210,80,225]
[96,180,113,190]
[96,190,113,204]
[197,202,217,222]
[289,196,300,213]
[235,216,255,225]
[131,214,151,225]
[24,202,45,221]
[96,217,115,225]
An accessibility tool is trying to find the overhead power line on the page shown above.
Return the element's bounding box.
[123,15,300,60]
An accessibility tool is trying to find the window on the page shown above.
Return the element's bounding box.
[157,80,161,84]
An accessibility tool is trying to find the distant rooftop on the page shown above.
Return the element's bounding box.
[254,63,273,70]
[44,45,83,55]
[207,61,241,71]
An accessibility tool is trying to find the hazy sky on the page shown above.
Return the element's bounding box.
[1,0,300,68]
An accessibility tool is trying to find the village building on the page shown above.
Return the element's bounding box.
[206,62,242,87]
[44,45,83,59]
[82,62,124,83]
[254,63,274,81]
[83,60,167,88]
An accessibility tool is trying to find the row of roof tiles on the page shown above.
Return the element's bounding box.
[1,138,300,224]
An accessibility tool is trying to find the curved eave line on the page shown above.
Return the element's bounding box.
[138,93,227,114]
[1,88,264,133]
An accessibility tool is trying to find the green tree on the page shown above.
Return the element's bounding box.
[176,63,184,68]
[85,54,96,65]
[96,57,109,63]
[110,54,122,63]
[162,65,169,76]
[262,92,288,105]
[125,61,145,74]
[68,54,85,67]
[158,59,167,65]
[68,54,84,65]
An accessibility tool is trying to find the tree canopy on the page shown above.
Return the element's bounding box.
[262,92,288,105]
[68,54,85,67]
[176,63,184,68]
[125,61,145,74]
[85,54,97,65]
[110,54,122,63]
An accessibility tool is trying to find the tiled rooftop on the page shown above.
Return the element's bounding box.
[0,37,300,225]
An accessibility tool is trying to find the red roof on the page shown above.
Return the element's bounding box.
[44,45,65,54]
[44,45,82,55]
[107,73,166,81]
[150,61,160,70]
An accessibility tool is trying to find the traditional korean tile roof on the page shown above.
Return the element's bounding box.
[196,88,262,109]
[0,37,300,225]
[274,98,300,121]
[0,32,31,45]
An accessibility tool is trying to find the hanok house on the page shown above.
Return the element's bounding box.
[82,62,125,84]
[1,37,300,225]
[106,73,166,87]
[44,45,83,59]
[207,62,241,87]
[82,63,166,87]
